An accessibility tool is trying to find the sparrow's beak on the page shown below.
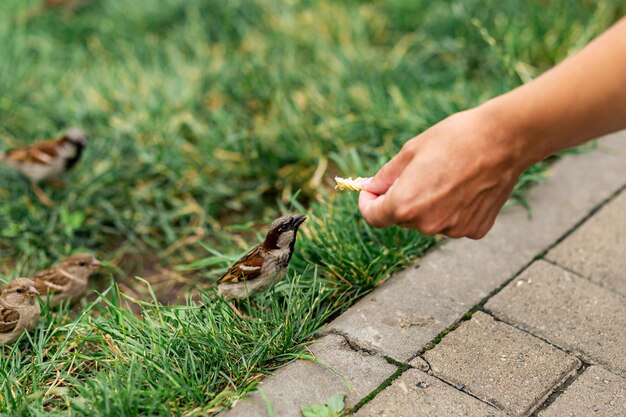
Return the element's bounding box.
[292,214,307,227]
[91,258,103,268]
[26,286,40,297]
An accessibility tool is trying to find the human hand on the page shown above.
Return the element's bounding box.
[360,17,626,239]
[358,107,530,239]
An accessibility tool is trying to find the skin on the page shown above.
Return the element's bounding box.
[359,18,626,239]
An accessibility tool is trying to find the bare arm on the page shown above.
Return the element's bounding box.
[492,17,626,164]
[359,17,626,239]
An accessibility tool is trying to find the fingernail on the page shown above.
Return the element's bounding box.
[362,177,372,188]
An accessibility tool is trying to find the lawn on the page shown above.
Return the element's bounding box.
[0,0,623,415]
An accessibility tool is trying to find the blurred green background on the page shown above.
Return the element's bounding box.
[1,0,622,278]
[0,0,623,415]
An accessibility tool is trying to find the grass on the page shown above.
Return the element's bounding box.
[351,357,410,414]
[0,0,624,415]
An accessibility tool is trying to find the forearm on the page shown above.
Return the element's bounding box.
[359,17,626,238]
[483,17,626,167]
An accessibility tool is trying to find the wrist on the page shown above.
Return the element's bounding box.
[476,91,550,171]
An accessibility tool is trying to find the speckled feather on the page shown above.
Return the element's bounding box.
[32,267,72,297]
[218,248,265,284]
[0,278,41,345]
[0,307,19,334]
[216,214,306,300]
[0,129,86,183]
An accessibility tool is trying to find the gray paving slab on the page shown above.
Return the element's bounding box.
[409,356,430,372]
[547,190,626,297]
[220,334,396,417]
[539,366,626,417]
[355,369,504,417]
[486,260,626,378]
[321,132,626,362]
[423,312,580,416]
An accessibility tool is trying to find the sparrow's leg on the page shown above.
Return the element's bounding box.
[32,182,54,207]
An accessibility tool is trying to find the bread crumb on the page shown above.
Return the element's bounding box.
[334,176,368,191]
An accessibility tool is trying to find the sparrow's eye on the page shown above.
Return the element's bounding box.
[79,262,88,267]
[16,288,24,294]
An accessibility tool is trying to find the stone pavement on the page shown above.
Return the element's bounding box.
[223,131,626,416]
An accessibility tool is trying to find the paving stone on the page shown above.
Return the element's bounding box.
[409,356,430,372]
[321,132,626,362]
[547,190,626,296]
[355,369,504,417]
[539,366,626,417]
[486,260,626,378]
[220,334,396,417]
[423,312,580,416]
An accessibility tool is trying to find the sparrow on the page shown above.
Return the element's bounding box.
[217,214,307,316]
[0,128,88,206]
[32,253,102,306]
[0,278,41,345]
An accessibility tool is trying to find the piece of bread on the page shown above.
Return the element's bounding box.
[334,176,368,191]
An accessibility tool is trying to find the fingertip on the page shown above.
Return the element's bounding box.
[366,150,411,195]
[366,174,389,195]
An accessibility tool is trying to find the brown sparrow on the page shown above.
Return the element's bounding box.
[0,128,88,206]
[0,278,40,345]
[32,253,102,306]
[217,214,306,315]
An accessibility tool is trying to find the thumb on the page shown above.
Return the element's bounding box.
[366,146,413,195]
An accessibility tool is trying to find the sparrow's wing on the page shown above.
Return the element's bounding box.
[5,139,60,165]
[0,306,19,334]
[218,248,264,284]
[33,268,70,296]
